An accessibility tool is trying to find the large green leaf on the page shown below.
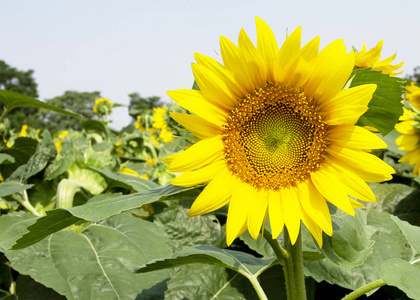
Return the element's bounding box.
[6,212,171,300]
[0,212,37,251]
[12,185,198,249]
[135,245,277,278]
[7,131,56,183]
[0,90,81,118]
[0,154,14,165]
[0,138,38,179]
[44,157,73,181]
[304,209,412,294]
[319,208,375,269]
[366,183,415,213]
[89,166,159,192]
[380,258,420,299]
[0,181,34,198]
[350,68,404,135]
[391,215,420,261]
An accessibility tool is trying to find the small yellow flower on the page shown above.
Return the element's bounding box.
[120,167,150,180]
[354,41,403,76]
[152,107,168,129]
[146,158,157,166]
[18,125,28,137]
[3,138,11,148]
[55,140,63,153]
[150,134,159,147]
[159,125,175,143]
[135,116,146,131]
[58,131,69,139]
[395,108,420,175]
[93,98,113,115]
[405,81,420,110]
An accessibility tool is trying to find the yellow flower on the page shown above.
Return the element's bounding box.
[55,140,63,153]
[152,107,167,129]
[150,134,159,147]
[58,130,69,139]
[135,116,146,131]
[120,167,150,180]
[145,158,157,166]
[18,125,28,137]
[395,108,420,175]
[354,41,403,76]
[405,81,420,110]
[3,138,11,148]
[93,97,113,115]
[159,125,175,143]
[164,17,394,247]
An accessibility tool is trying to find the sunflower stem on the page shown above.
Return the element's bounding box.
[262,228,289,265]
[249,276,268,300]
[283,229,306,300]
[341,279,386,300]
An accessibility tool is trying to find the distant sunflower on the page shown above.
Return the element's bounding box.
[395,108,420,175]
[354,41,403,76]
[405,81,420,110]
[164,17,394,247]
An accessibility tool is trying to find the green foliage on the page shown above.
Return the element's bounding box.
[41,91,101,132]
[350,68,405,135]
[128,92,162,120]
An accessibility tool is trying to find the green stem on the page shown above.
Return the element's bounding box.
[0,107,10,124]
[263,228,289,265]
[249,275,268,300]
[13,191,41,216]
[341,279,386,300]
[283,229,307,300]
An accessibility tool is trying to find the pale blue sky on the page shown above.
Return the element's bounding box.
[2,0,419,129]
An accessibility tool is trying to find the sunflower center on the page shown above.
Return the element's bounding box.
[223,83,328,190]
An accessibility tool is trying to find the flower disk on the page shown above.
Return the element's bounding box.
[164,17,395,247]
[224,83,328,190]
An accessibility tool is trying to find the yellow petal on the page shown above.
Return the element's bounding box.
[274,26,301,84]
[297,181,332,236]
[171,160,227,187]
[166,89,228,127]
[328,145,395,176]
[170,112,222,139]
[166,136,224,172]
[189,170,240,216]
[268,190,284,238]
[396,134,420,151]
[192,63,237,110]
[280,186,301,245]
[322,85,377,125]
[255,16,278,82]
[226,182,254,245]
[327,125,387,149]
[300,208,324,248]
[310,166,355,216]
[194,53,247,98]
[247,189,269,239]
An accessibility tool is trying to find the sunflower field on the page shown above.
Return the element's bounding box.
[1,17,420,300]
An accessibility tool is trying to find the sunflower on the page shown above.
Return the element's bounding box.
[405,81,420,110]
[164,17,394,247]
[354,41,403,76]
[395,108,420,175]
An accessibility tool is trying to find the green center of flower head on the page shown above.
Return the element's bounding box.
[223,83,329,190]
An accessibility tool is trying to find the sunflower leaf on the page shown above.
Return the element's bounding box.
[350,68,404,136]
[304,210,412,295]
[12,185,198,249]
[380,258,420,299]
[318,208,375,269]
[134,245,277,278]
[391,215,420,260]
[5,213,171,300]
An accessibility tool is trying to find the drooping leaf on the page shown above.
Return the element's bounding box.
[89,166,159,192]
[0,212,37,251]
[304,209,412,294]
[0,90,81,118]
[7,131,56,183]
[135,245,277,278]
[380,258,420,300]
[350,68,404,135]
[0,154,15,165]
[0,181,34,198]
[12,185,197,249]
[366,183,415,213]
[391,215,420,260]
[44,157,73,181]
[7,213,171,300]
[318,209,375,269]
